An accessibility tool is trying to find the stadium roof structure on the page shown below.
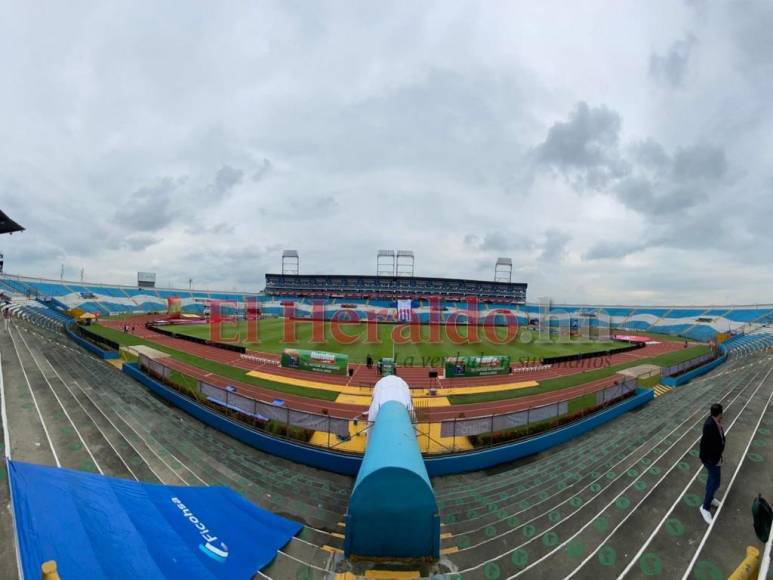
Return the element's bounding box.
[0,210,24,234]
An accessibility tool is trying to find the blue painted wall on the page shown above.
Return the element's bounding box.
[661,347,727,387]
[122,363,362,475]
[65,324,118,359]
[423,388,654,476]
[121,363,653,477]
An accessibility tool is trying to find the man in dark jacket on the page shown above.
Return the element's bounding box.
[699,403,725,524]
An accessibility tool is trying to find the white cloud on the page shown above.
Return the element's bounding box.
[0,0,772,304]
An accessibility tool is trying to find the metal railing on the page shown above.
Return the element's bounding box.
[661,351,717,377]
[138,353,638,455]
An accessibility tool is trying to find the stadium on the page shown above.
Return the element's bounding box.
[3,3,773,579]
[1,234,772,579]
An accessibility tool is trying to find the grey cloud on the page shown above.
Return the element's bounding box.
[535,103,728,224]
[480,232,515,252]
[539,230,570,263]
[123,234,160,251]
[309,195,338,212]
[583,240,649,261]
[253,158,273,182]
[628,139,671,169]
[3,2,773,303]
[464,232,537,252]
[113,177,179,232]
[725,1,773,71]
[534,102,629,190]
[615,176,708,216]
[175,245,271,288]
[112,165,244,235]
[672,144,727,182]
[649,34,697,88]
[463,233,480,247]
[260,193,339,220]
[210,165,243,198]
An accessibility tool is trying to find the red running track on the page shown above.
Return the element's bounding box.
[104,316,681,419]
[155,355,625,421]
[105,316,687,388]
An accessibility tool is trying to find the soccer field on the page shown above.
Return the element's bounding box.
[162,318,631,364]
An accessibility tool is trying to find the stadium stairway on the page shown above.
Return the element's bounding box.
[0,317,353,580]
[423,351,773,579]
[2,311,772,578]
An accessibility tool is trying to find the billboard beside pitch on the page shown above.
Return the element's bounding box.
[281,348,349,375]
[444,355,511,378]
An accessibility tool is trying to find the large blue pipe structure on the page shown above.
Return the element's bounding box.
[343,400,439,560]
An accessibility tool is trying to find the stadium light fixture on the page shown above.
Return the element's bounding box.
[282,250,300,275]
[396,250,414,277]
[377,250,396,276]
[495,257,512,283]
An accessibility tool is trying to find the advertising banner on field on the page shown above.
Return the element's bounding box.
[444,355,511,378]
[281,348,348,375]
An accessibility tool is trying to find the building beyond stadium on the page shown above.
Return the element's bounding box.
[264,273,528,302]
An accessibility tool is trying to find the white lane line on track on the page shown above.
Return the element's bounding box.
[504,363,769,579]
[7,323,60,467]
[14,327,104,475]
[579,364,773,580]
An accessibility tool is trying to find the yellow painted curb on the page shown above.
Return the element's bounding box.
[728,546,760,580]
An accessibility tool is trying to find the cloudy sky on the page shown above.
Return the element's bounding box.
[1,1,772,305]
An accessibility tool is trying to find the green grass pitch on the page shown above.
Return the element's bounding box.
[164,318,632,364]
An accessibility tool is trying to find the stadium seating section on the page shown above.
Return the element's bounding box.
[1,302,772,578]
[3,274,772,344]
[264,273,528,302]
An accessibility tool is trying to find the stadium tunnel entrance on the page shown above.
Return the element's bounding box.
[344,376,440,562]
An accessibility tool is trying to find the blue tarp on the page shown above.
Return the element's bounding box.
[8,460,302,579]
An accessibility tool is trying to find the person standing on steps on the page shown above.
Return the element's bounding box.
[699,403,725,524]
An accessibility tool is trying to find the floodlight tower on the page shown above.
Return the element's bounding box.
[494,257,512,283]
[377,250,395,276]
[396,250,414,277]
[282,250,299,275]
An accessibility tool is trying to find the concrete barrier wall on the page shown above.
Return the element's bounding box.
[65,324,118,360]
[661,347,728,387]
[424,388,654,476]
[123,363,361,475]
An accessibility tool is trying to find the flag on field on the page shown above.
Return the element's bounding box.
[397,299,413,322]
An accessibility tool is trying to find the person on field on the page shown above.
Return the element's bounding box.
[699,403,725,524]
[366,354,373,369]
